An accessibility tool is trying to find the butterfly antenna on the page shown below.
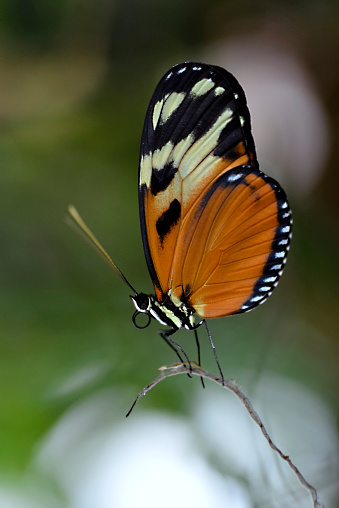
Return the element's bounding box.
[67,205,138,295]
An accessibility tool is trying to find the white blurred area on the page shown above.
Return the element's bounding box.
[1,372,338,508]
[205,36,330,197]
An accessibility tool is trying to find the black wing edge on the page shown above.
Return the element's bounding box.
[237,173,292,314]
[138,182,164,298]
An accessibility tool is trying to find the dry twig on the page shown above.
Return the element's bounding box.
[126,363,323,508]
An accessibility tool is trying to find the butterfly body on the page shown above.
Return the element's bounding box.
[131,293,201,331]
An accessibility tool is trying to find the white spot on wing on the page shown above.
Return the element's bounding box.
[214,86,225,96]
[139,154,152,188]
[251,295,265,302]
[177,66,186,74]
[239,116,245,126]
[190,78,214,97]
[153,140,174,170]
[227,173,242,182]
[139,141,175,189]
[161,92,185,124]
[153,99,163,130]
[172,134,194,168]
[263,276,277,283]
[280,225,290,233]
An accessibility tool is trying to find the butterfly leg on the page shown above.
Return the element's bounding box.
[159,330,184,363]
[204,321,225,385]
[158,329,193,376]
[193,328,205,388]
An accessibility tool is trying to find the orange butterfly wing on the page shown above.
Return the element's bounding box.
[169,167,291,317]
[139,63,291,317]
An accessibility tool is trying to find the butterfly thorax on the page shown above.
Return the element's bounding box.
[131,293,202,331]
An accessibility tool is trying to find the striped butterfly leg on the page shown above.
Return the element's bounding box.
[159,325,206,387]
[160,323,206,388]
[158,328,193,377]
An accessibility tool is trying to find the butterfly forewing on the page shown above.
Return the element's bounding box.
[138,62,292,317]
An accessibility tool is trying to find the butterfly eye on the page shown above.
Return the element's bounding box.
[130,293,151,312]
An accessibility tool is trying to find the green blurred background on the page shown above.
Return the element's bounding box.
[0,0,339,506]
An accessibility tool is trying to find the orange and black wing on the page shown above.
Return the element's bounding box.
[169,166,291,317]
[138,62,291,316]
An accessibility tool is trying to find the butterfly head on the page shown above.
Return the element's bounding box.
[130,293,153,329]
[131,293,152,313]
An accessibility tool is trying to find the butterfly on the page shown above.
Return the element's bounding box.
[69,62,292,379]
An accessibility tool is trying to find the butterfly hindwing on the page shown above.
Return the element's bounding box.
[169,167,291,317]
[138,62,292,316]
